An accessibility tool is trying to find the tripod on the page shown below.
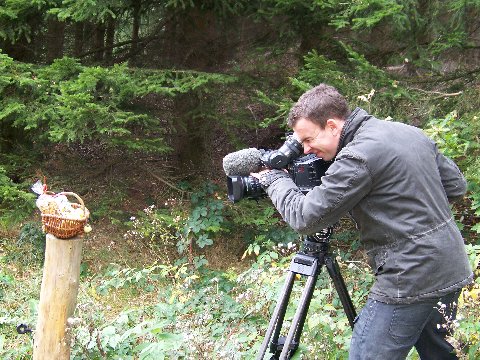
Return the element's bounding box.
[256,227,357,360]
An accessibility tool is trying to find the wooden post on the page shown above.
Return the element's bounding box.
[33,233,83,360]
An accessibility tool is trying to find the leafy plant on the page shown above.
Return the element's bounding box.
[125,182,227,269]
[125,206,179,260]
[424,111,469,159]
[0,166,35,226]
[174,182,226,269]
[15,222,46,265]
[240,205,298,268]
[424,111,480,236]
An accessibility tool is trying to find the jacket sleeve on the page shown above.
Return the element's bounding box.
[265,150,373,234]
[435,150,467,201]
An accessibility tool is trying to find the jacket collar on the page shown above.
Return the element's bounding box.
[336,107,371,156]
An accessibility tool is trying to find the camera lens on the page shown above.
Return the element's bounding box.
[227,176,244,202]
[227,175,265,202]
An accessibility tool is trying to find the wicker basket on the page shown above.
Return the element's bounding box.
[41,192,89,239]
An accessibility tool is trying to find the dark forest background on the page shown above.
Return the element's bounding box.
[0,1,479,358]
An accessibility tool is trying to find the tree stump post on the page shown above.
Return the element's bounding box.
[33,233,83,360]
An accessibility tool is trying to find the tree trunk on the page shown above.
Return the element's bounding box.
[93,23,106,62]
[105,17,116,65]
[129,0,142,66]
[73,22,84,58]
[46,18,66,63]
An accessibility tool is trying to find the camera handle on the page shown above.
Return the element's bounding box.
[256,229,357,360]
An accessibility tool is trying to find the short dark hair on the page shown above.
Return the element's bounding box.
[287,84,350,128]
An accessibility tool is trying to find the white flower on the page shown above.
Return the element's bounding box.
[357,89,375,103]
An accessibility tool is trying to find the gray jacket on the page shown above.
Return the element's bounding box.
[266,108,473,303]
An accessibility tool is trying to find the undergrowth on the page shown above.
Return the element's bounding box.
[1,189,479,359]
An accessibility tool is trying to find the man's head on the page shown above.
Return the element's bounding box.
[287,84,350,128]
[288,84,350,161]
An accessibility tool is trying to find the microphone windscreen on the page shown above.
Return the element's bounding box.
[223,148,263,176]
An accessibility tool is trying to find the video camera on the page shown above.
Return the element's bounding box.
[226,135,332,202]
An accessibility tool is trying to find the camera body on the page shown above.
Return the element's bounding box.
[289,154,331,193]
[226,135,332,202]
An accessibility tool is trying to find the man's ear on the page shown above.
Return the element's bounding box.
[326,118,342,136]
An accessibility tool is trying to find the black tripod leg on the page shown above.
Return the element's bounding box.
[279,272,319,360]
[257,271,296,360]
[324,256,357,329]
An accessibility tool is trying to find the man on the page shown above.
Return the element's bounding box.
[252,84,473,359]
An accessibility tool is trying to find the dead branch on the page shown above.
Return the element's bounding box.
[410,87,463,98]
[146,169,191,194]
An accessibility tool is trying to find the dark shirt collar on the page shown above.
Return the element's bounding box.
[335,107,372,157]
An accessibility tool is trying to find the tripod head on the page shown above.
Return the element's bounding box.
[301,226,334,256]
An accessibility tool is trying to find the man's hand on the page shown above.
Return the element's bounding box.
[251,169,290,189]
[250,169,272,180]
